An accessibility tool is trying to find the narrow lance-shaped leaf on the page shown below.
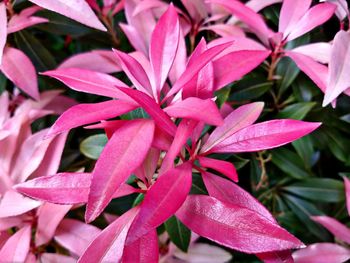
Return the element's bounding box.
[198,157,238,183]
[86,120,155,222]
[164,216,191,252]
[345,177,350,216]
[27,0,107,31]
[0,3,7,65]
[176,195,304,253]
[0,226,31,262]
[311,216,350,244]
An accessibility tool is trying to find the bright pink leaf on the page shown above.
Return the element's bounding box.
[78,207,139,263]
[201,102,264,154]
[176,195,304,253]
[210,120,321,153]
[292,243,350,263]
[47,100,138,136]
[127,162,192,243]
[35,203,72,246]
[344,177,350,216]
[323,30,350,106]
[55,219,101,257]
[122,230,159,263]
[135,148,160,184]
[202,172,276,222]
[198,157,238,182]
[164,98,223,126]
[257,251,294,263]
[42,68,132,101]
[0,226,31,262]
[0,47,39,100]
[0,3,7,65]
[286,3,336,41]
[311,216,350,244]
[27,0,106,31]
[0,191,41,218]
[86,120,155,222]
[150,4,180,93]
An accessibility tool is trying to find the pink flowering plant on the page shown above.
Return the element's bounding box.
[1,0,350,262]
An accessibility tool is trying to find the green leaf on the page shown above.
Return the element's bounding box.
[121,108,149,120]
[230,82,272,101]
[292,136,316,168]
[0,72,7,93]
[165,216,191,252]
[14,30,57,71]
[276,102,316,120]
[190,173,208,195]
[276,57,300,96]
[283,178,345,203]
[271,148,311,179]
[132,193,144,207]
[80,134,108,160]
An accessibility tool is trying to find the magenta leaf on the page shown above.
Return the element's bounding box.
[292,243,350,263]
[127,162,192,243]
[202,172,276,222]
[78,207,139,263]
[345,177,350,216]
[0,3,6,65]
[27,0,107,31]
[150,4,180,93]
[311,216,350,244]
[0,226,31,262]
[164,98,223,126]
[47,100,138,136]
[176,195,304,253]
[257,251,294,263]
[0,47,39,100]
[209,120,321,153]
[86,119,155,222]
[198,157,238,182]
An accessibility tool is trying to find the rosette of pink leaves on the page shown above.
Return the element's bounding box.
[292,177,350,263]
[15,4,322,262]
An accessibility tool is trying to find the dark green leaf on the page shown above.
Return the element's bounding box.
[230,82,272,101]
[190,173,208,195]
[276,102,316,120]
[165,216,191,252]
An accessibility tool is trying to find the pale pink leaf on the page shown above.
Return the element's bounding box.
[150,4,180,93]
[311,216,350,244]
[0,3,7,65]
[0,217,23,231]
[198,157,238,182]
[55,219,101,257]
[78,207,139,263]
[344,177,350,216]
[201,24,246,38]
[0,191,41,218]
[286,3,336,41]
[210,120,321,153]
[7,12,48,34]
[47,100,138,136]
[119,23,148,55]
[246,0,282,13]
[323,30,350,106]
[122,230,159,263]
[40,253,76,263]
[0,226,31,262]
[164,98,223,126]
[0,47,39,100]
[292,243,350,263]
[202,172,276,222]
[201,102,264,154]
[35,203,72,246]
[41,68,132,101]
[176,195,304,253]
[27,0,106,31]
[127,162,192,243]
[291,42,332,64]
[86,120,155,222]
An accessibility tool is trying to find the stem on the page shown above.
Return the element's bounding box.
[101,15,120,48]
[255,152,272,190]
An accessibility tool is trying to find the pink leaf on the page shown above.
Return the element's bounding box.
[47,100,138,136]
[40,253,76,263]
[286,3,336,41]
[0,226,31,262]
[127,162,192,243]
[257,251,294,263]
[311,216,350,244]
[323,30,350,106]
[7,8,48,34]
[292,243,350,263]
[176,195,304,253]
[202,172,276,222]
[55,219,101,257]
[164,98,223,126]
[198,157,238,182]
[42,68,132,101]
[210,120,321,153]
[117,87,177,136]
[150,4,180,93]
[0,3,7,65]
[344,177,350,216]
[0,191,41,218]
[27,0,106,31]
[135,148,160,184]
[286,51,328,93]
[212,50,270,91]
[173,243,232,262]
[278,0,312,36]
[86,120,155,222]
[201,102,264,154]
[291,43,332,64]
[113,50,153,96]
[78,207,139,263]
[0,47,39,100]
[35,203,72,246]
[122,230,159,263]
[59,50,121,73]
